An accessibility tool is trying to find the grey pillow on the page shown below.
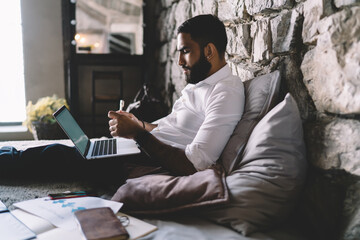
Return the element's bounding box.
[203,94,307,235]
[220,70,281,174]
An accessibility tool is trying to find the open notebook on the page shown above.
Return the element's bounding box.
[11,208,157,240]
[53,105,140,160]
[0,200,36,240]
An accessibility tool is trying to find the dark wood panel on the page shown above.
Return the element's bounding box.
[75,54,143,66]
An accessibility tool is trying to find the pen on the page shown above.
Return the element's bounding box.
[48,191,95,200]
[119,100,125,111]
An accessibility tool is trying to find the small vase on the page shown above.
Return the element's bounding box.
[31,121,67,140]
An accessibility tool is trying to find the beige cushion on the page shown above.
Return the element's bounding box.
[111,165,229,213]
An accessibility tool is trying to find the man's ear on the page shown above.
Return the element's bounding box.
[204,43,217,61]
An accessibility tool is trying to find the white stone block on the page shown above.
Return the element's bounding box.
[191,0,217,16]
[161,0,175,9]
[306,118,360,177]
[229,61,261,81]
[217,0,249,21]
[302,0,334,44]
[173,0,191,37]
[226,23,251,59]
[334,0,360,8]
[169,39,178,60]
[218,0,235,20]
[245,0,272,15]
[301,7,360,114]
[271,9,300,53]
[251,19,271,63]
[158,6,176,42]
[245,0,293,15]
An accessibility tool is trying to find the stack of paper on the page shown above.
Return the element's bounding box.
[0,200,36,240]
[11,197,157,240]
[13,197,123,230]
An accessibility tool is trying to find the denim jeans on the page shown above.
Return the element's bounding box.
[0,144,133,183]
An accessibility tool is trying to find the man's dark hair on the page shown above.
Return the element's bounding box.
[177,14,227,57]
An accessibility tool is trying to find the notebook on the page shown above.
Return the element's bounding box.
[0,200,36,240]
[53,105,140,160]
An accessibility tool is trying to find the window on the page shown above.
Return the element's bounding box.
[75,0,143,55]
[0,0,26,123]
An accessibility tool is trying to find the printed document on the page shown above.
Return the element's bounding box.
[14,196,123,230]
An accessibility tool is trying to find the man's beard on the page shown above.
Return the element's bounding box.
[184,52,211,84]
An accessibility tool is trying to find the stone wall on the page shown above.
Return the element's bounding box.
[151,0,360,239]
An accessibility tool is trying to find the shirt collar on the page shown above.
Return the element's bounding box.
[193,64,232,87]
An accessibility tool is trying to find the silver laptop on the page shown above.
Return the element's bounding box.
[53,105,140,160]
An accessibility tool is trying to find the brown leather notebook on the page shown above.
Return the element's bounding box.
[74,207,129,240]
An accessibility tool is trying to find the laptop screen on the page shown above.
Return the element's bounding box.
[53,106,89,156]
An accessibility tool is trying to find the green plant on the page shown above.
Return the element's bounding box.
[23,95,69,132]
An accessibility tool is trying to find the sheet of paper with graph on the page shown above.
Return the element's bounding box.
[13,196,123,230]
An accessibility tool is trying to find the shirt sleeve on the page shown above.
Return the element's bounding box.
[185,80,245,171]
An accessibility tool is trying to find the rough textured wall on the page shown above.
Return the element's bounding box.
[153,0,360,239]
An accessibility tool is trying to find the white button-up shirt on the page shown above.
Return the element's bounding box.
[151,65,245,170]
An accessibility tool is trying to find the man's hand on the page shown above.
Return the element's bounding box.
[108,111,143,139]
[108,110,196,176]
[115,110,143,127]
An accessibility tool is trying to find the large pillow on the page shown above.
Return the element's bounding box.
[111,165,229,214]
[203,93,307,235]
[220,70,281,174]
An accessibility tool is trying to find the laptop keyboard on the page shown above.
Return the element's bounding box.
[91,139,117,157]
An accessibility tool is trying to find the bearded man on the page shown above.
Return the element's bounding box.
[108,14,245,176]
